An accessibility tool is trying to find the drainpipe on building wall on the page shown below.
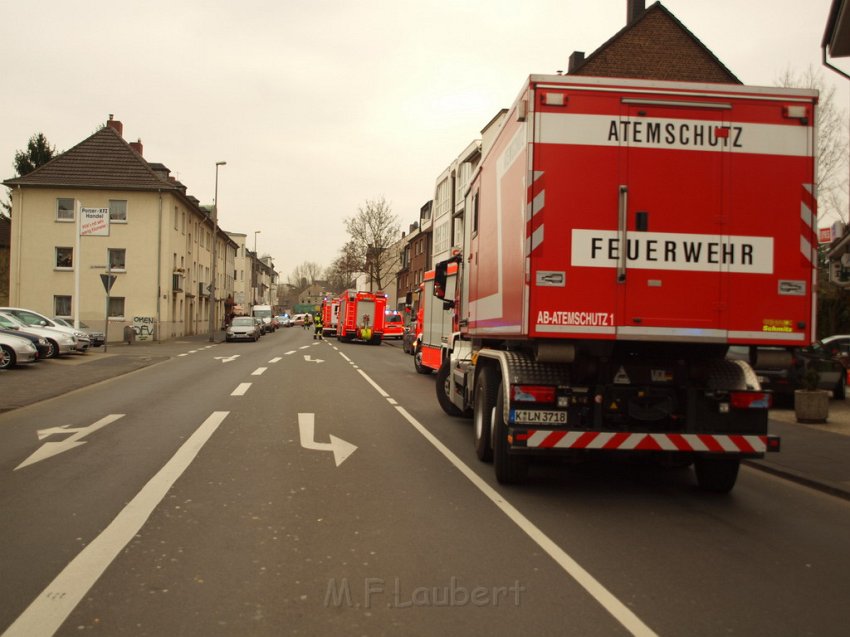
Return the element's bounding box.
[13,185,22,305]
[156,190,163,342]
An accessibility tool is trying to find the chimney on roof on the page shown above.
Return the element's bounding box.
[627,0,646,25]
[129,139,143,157]
[568,51,585,73]
[106,114,123,137]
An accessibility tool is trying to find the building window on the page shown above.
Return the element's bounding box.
[174,206,179,230]
[453,217,464,248]
[108,297,125,318]
[109,199,127,222]
[108,248,126,270]
[54,295,72,317]
[57,198,75,221]
[434,221,450,254]
[435,178,451,220]
[55,247,73,269]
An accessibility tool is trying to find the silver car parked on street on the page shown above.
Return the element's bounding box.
[226,316,262,342]
[0,312,76,358]
[0,332,39,369]
[0,307,90,352]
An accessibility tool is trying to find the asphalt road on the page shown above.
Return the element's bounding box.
[1,328,849,636]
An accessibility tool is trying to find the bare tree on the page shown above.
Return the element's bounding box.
[324,241,360,291]
[287,261,323,289]
[777,65,848,222]
[344,197,401,292]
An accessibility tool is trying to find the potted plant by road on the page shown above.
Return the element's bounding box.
[795,367,829,423]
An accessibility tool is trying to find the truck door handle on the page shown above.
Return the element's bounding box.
[618,185,628,282]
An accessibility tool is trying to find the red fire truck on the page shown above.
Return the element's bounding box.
[414,265,459,374]
[321,297,340,338]
[433,74,817,492]
[337,290,387,345]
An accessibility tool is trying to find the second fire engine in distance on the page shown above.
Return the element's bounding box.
[336,290,387,345]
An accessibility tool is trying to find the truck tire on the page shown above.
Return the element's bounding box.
[436,359,464,417]
[473,368,497,462]
[694,457,739,493]
[414,346,432,375]
[493,388,528,484]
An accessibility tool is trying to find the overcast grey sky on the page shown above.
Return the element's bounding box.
[2,0,847,280]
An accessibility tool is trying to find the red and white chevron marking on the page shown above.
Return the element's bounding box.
[518,430,768,453]
[800,183,817,265]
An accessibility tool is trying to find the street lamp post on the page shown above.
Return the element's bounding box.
[209,161,226,342]
[253,230,261,303]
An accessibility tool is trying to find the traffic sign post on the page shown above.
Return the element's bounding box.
[101,270,116,351]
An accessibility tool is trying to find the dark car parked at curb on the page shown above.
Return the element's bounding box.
[728,342,846,401]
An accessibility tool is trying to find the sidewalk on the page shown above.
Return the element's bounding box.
[0,333,223,412]
[2,333,850,500]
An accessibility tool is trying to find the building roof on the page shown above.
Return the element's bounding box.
[570,2,740,84]
[824,0,850,57]
[3,124,181,192]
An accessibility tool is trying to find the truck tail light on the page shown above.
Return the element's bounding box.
[730,391,772,409]
[511,385,556,403]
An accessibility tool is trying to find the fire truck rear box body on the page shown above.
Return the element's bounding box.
[439,75,816,489]
[468,75,816,343]
[337,290,386,344]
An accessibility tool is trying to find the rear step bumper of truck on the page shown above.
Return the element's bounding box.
[511,430,781,455]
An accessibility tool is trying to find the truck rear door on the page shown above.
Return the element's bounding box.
[618,99,728,336]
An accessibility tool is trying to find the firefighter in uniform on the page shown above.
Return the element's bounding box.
[313,313,323,340]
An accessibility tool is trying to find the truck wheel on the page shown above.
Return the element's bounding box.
[473,368,497,462]
[493,388,528,484]
[436,359,464,417]
[414,347,431,375]
[694,457,739,493]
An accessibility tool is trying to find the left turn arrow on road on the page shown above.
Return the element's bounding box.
[15,414,125,470]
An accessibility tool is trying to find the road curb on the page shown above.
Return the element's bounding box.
[743,459,850,502]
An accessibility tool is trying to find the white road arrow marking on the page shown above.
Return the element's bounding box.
[16,414,125,470]
[214,354,241,363]
[298,413,356,467]
[304,355,324,363]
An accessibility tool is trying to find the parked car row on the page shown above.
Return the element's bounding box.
[0,307,94,370]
